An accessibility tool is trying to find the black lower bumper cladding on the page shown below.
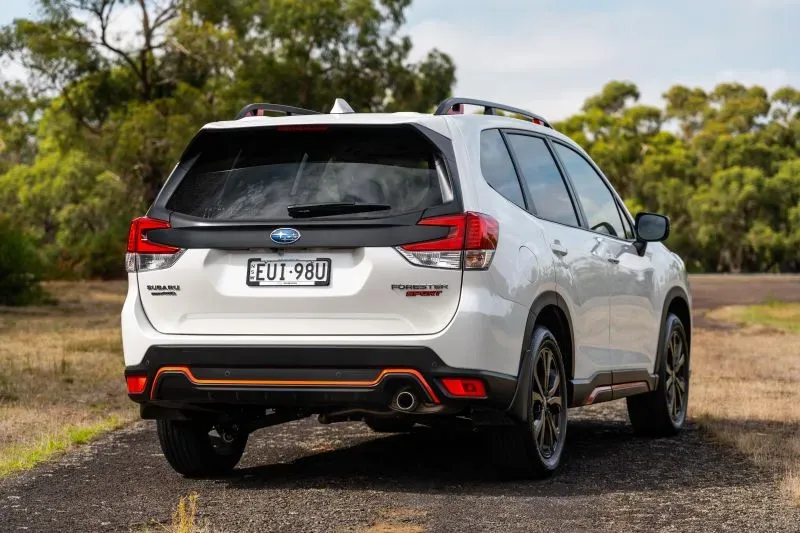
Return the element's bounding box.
[125,345,517,412]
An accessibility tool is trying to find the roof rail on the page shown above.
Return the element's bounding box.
[235,103,321,120]
[434,97,552,128]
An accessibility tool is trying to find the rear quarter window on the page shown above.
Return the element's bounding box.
[479,129,526,209]
[166,126,450,220]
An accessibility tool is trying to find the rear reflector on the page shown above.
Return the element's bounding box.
[395,212,498,270]
[126,375,147,394]
[440,378,487,398]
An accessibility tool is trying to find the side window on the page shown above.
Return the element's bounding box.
[505,134,579,227]
[479,130,526,209]
[553,143,626,238]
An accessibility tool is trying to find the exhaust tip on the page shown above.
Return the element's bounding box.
[394,390,418,412]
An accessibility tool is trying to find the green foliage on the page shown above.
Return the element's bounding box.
[0,216,49,306]
[0,148,140,279]
[0,0,455,282]
[556,80,800,273]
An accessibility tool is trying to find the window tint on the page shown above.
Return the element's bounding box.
[166,127,447,220]
[479,130,525,209]
[505,134,578,226]
[553,143,626,237]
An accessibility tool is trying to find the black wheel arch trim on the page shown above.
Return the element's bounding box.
[654,286,692,376]
[508,291,574,421]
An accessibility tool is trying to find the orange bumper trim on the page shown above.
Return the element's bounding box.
[149,366,440,403]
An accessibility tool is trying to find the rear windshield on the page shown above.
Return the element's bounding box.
[165,126,452,220]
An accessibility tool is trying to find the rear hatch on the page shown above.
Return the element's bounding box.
[132,123,466,336]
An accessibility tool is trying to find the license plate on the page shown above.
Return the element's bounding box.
[247,258,331,286]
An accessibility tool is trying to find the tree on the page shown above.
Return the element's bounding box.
[0,82,45,173]
[1,0,455,201]
[558,81,800,272]
[0,0,456,280]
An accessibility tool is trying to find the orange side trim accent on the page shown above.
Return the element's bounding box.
[612,381,650,392]
[584,385,612,406]
[150,366,440,404]
[583,381,651,405]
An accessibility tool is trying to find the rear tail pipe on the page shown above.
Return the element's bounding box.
[391,388,418,412]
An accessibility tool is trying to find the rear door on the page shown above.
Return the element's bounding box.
[549,141,658,377]
[136,125,464,336]
[503,132,613,379]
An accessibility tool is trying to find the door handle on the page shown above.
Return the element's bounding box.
[607,257,620,264]
[550,242,568,257]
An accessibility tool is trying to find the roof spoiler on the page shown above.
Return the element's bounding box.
[234,98,358,119]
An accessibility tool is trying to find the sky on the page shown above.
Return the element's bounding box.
[1,0,799,120]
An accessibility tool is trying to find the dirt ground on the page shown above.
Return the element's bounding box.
[0,275,799,532]
[0,282,135,475]
[690,274,800,326]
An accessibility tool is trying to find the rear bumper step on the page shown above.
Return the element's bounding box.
[125,345,518,413]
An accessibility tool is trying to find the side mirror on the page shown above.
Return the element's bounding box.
[633,212,670,255]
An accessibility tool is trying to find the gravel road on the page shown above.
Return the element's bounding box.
[1,275,799,532]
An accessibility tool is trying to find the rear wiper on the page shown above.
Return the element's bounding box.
[287,202,391,218]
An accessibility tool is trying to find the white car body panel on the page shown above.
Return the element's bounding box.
[542,221,614,379]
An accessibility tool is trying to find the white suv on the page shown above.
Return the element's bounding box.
[122,97,691,478]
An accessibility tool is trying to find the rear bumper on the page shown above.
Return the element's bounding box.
[125,345,518,414]
[121,274,531,377]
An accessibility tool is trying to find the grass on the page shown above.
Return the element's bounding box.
[171,493,201,533]
[707,301,800,333]
[690,308,800,505]
[141,493,204,533]
[0,281,136,477]
[0,416,126,476]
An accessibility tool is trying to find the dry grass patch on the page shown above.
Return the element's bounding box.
[0,281,135,476]
[171,493,201,533]
[141,493,206,533]
[690,320,800,505]
[708,302,800,333]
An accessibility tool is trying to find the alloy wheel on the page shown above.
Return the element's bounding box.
[664,330,689,425]
[531,345,565,460]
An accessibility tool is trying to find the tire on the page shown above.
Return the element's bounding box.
[627,313,690,436]
[490,325,568,479]
[364,418,416,433]
[157,419,248,477]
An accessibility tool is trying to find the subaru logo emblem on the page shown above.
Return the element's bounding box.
[270,227,301,245]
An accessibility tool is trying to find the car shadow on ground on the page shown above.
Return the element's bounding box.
[221,411,766,498]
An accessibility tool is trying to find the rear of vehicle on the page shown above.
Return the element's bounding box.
[121,113,516,476]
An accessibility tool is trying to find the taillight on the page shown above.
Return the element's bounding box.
[125,217,183,273]
[127,217,177,254]
[395,212,498,270]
